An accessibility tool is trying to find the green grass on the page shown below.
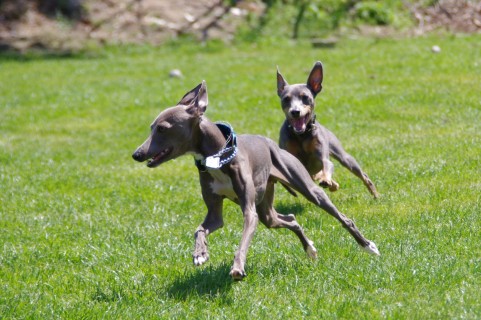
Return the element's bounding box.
[1,34,480,318]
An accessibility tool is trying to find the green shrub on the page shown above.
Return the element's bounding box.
[235,0,413,41]
[353,1,394,25]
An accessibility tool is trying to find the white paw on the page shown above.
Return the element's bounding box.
[362,241,380,256]
[194,256,207,266]
[306,240,318,259]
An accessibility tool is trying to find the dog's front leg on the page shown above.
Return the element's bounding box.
[314,138,339,192]
[230,202,258,280]
[193,190,224,266]
[230,170,258,280]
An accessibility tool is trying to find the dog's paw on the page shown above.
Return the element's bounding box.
[316,174,339,192]
[328,180,339,192]
[229,268,247,281]
[306,240,318,259]
[362,241,380,256]
[319,180,330,188]
[193,252,209,266]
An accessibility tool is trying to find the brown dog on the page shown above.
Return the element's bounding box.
[277,61,379,198]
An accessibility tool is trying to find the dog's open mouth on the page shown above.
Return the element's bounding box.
[290,115,309,134]
[147,147,173,167]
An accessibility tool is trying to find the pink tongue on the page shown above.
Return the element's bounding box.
[292,118,306,132]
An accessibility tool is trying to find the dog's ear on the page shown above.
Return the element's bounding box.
[277,66,289,97]
[177,82,203,106]
[186,80,208,116]
[307,61,323,96]
[195,80,208,114]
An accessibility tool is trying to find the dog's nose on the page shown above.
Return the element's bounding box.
[290,110,301,118]
[132,150,143,162]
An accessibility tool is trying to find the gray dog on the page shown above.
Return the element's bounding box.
[132,81,380,280]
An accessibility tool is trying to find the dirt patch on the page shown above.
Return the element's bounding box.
[0,0,479,53]
[0,0,257,52]
[409,0,481,34]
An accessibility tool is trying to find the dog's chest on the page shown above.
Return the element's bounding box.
[286,136,323,174]
[207,169,238,201]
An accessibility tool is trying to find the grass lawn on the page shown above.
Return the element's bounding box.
[1,34,480,318]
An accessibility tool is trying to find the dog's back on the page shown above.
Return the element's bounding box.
[237,134,316,194]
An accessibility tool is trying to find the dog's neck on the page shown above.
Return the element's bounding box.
[191,117,238,171]
[195,117,229,156]
[307,113,316,129]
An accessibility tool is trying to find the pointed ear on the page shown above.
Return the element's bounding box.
[185,80,208,116]
[195,80,208,114]
[306,61,323,96]
[277,66,289,97]
[177,82,203,106]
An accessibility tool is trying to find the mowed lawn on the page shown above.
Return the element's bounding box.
[1,35,480,318]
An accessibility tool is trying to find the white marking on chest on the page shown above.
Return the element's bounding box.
[208,169,237,201]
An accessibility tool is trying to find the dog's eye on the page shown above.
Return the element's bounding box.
[157,125,168,133]
[157,124,170,132]
[282,96,291,104]
[156,121,172,133]
[301,95,311,105]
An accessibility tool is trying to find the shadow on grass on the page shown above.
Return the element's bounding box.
[0,45,100,62]
[166,262,234,301]
[274,201,306,216]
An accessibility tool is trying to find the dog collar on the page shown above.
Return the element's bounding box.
[195,122,238,171]
[288,114,317,134]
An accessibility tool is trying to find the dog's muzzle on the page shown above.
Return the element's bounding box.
[132,150,145,162]
[290,110,301,118]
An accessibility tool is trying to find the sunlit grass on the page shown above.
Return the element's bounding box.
[1,34,480,318]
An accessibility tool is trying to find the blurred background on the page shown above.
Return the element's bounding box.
[1,0,480,54]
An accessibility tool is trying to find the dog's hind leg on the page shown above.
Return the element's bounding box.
[305,186,379,255]
[257,181,317,258]
[193,192,224,266]
[274,149,380,255]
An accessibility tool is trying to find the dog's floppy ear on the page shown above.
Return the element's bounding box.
[185,80,208,116]
[177,82,203,106]
[307,61,323,96]
[277,66,289,97]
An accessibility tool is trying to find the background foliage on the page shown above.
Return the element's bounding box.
[239,0,413,40]
[2,0,479,53]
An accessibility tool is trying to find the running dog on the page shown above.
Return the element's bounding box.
[277,61,379,198]
[132,81,379,280]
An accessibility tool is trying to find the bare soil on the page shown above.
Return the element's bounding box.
[409,0,481,34]
[0,0,479,53]
[0,0,253,52]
